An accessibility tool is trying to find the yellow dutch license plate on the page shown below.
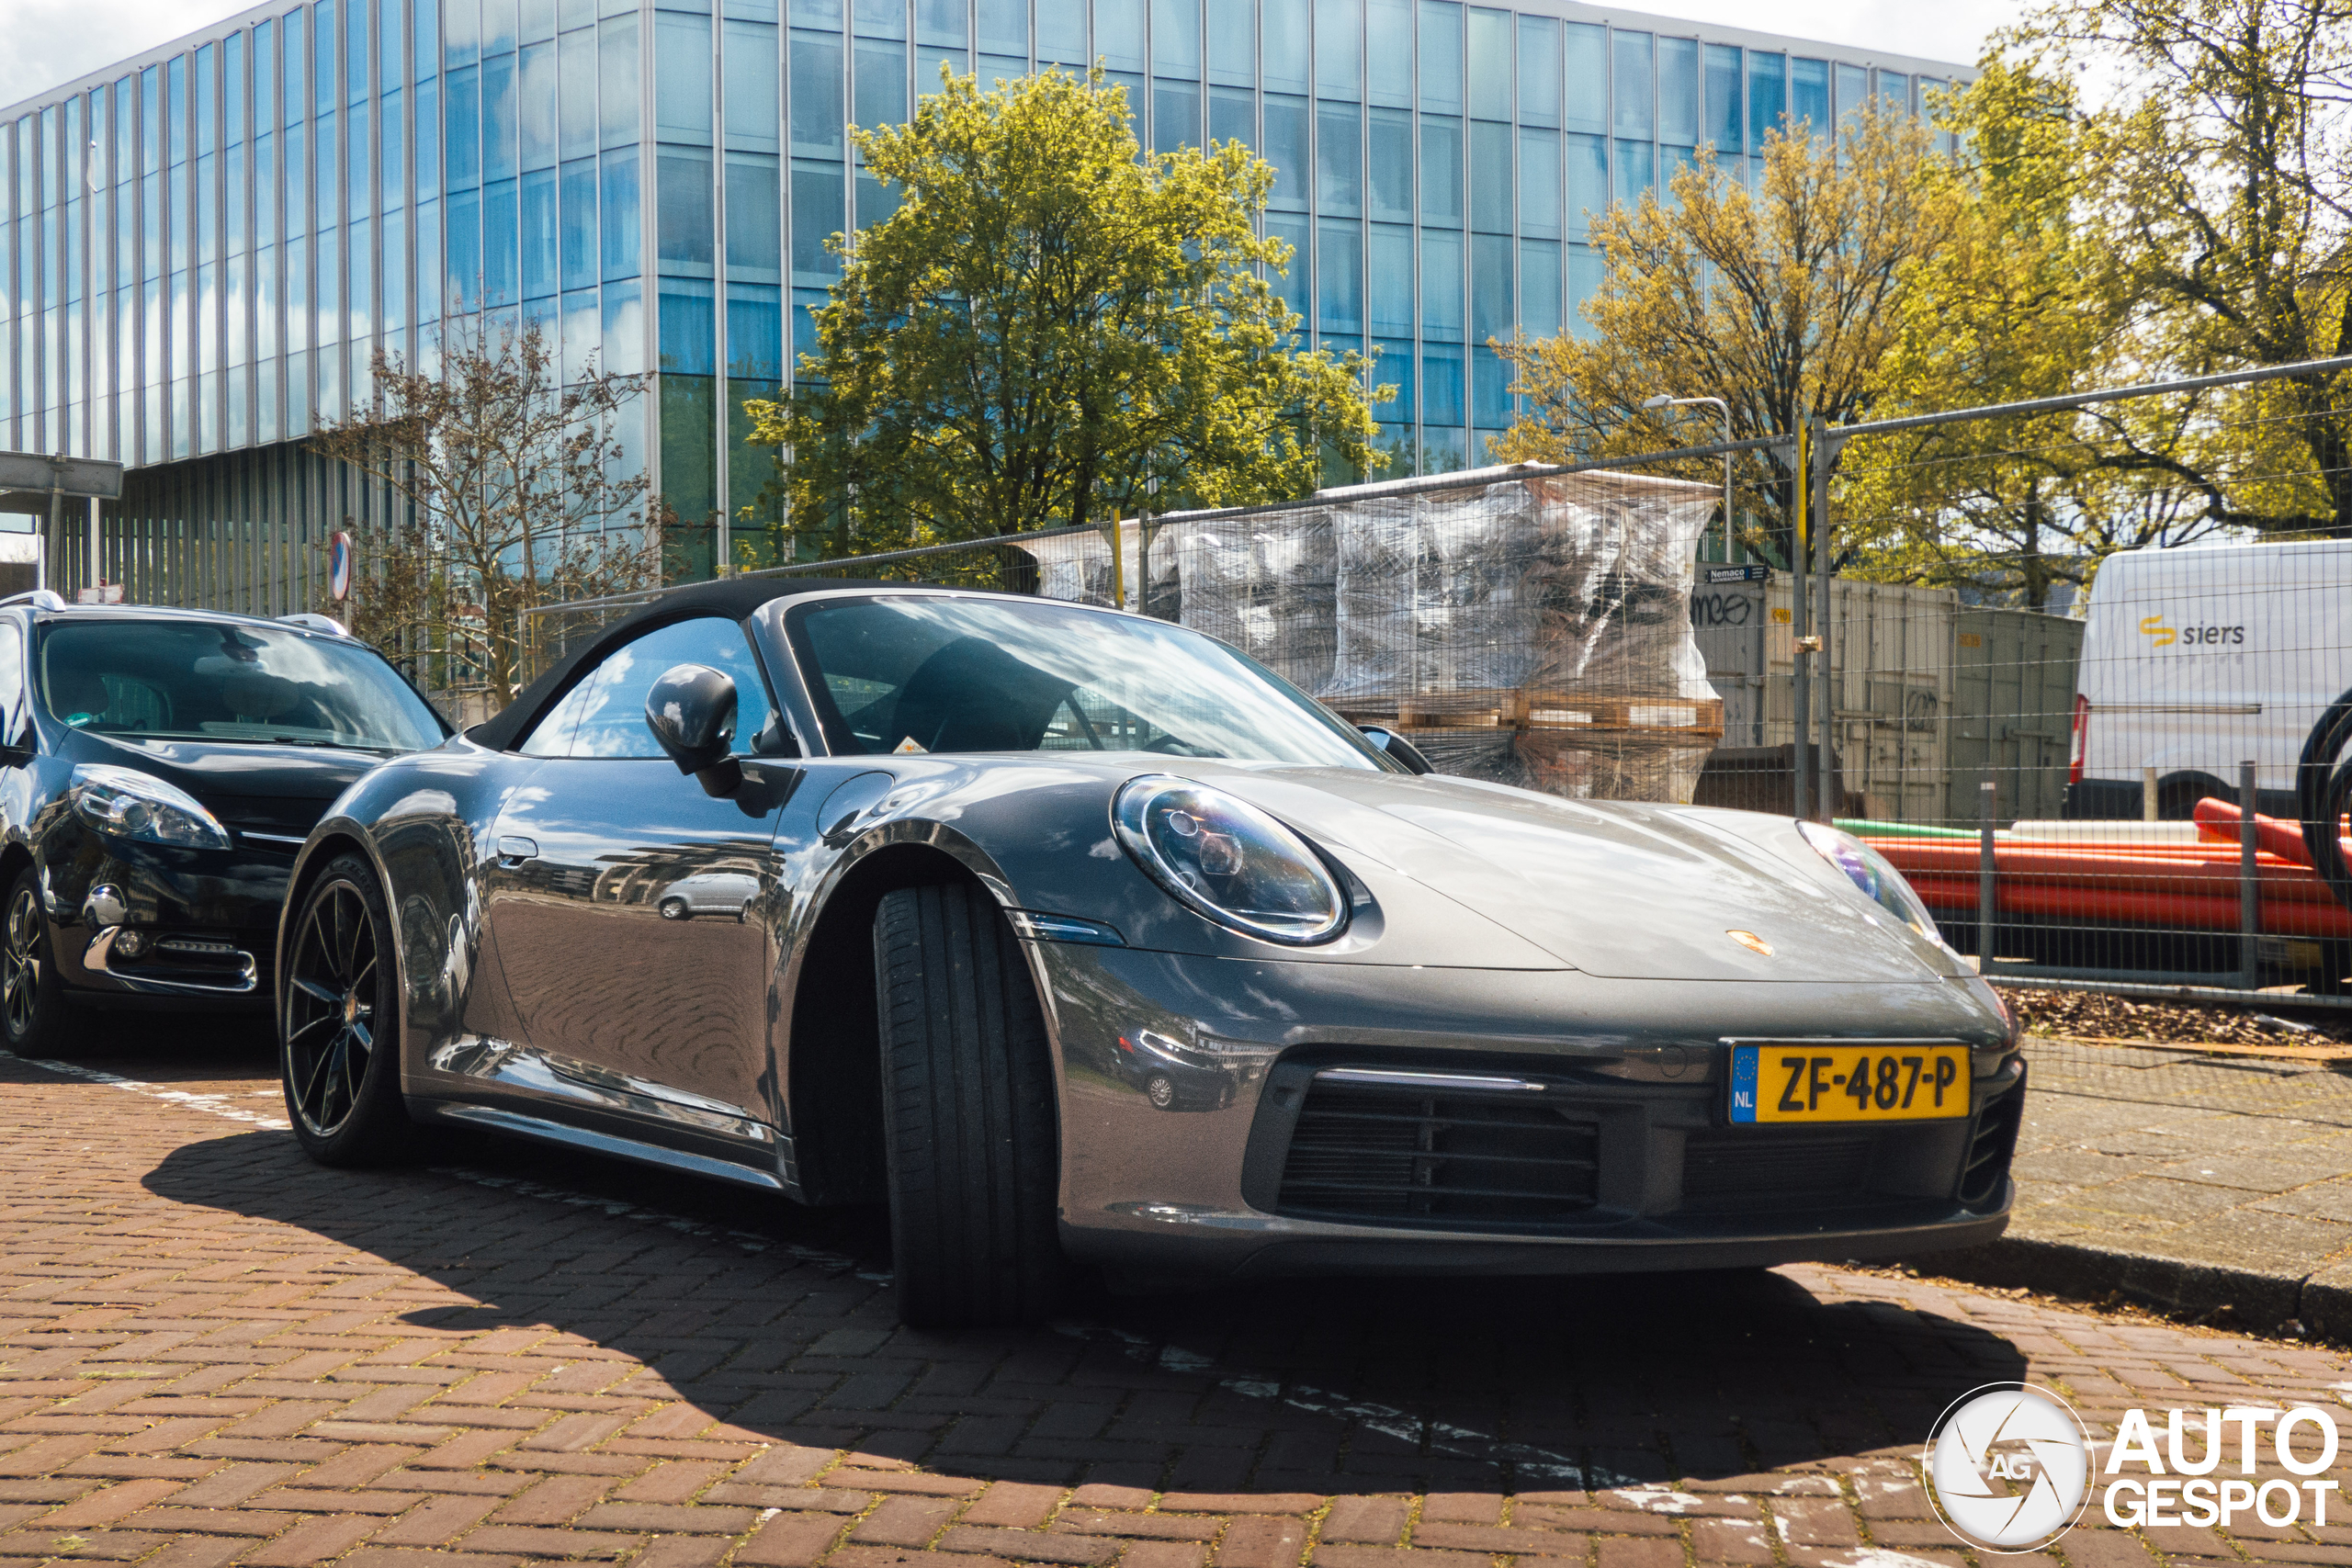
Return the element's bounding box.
[1727,1043,1972,1124]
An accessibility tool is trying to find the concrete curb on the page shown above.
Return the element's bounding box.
[1914,1234,2352,1341]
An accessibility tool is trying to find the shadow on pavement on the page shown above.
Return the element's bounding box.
[143,1125,2027,1494]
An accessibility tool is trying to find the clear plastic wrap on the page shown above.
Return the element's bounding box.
[1026,464,1724,803]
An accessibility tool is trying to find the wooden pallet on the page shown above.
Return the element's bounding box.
[1330,691,1726,739]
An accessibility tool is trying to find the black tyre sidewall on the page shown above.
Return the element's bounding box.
[281,855,415,1166]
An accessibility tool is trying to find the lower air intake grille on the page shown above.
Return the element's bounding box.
[1680,1132,1878,1211]
[1274,1078,1600,1224]
[1961,1080,2024,1205]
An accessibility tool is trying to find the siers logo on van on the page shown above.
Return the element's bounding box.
[2139,614,2246,649]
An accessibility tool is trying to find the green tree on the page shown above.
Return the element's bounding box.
[1492,107,1955,569]
[744,68,1385,559]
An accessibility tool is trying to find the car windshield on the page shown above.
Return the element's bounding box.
[37,620,447,753]
[786,595,1385,768]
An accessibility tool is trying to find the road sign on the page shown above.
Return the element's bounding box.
[74,583,123,604]
[1704,564,1772,584]
[0,451,125,513]
[329,532,353,602]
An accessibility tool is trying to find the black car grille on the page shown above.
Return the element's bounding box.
[209,794,330,840]
[1961,1078,2025,1205]
[1679,1131,1880,1212]
[1273,1078,1600,1224]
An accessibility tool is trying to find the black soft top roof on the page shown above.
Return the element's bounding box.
[469,575,945,752]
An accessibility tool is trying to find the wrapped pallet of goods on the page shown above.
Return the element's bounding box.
[1023,462,1725,805]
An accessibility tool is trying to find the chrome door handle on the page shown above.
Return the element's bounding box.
[496,836,539,867]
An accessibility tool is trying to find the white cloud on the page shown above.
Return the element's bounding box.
[1,0,255,111]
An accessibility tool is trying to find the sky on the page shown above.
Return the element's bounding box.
[3,0,2018,111]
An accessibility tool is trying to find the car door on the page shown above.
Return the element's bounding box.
[486,614,798,1124]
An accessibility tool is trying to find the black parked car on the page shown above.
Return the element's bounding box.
[276,579,2021,1329]
[0,592,447,1053]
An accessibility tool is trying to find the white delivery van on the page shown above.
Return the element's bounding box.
[2067,538,2352,819]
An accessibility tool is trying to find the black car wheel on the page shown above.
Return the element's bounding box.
[282,855,416,1165]
[2,867,86,1056]
[874,882,1065,1327]
[1145,1074,1176,1110]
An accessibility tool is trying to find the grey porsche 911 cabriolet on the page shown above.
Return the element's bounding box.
[277,577,2024,1326]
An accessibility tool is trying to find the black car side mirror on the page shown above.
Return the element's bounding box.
[1358,725,1434,775]
[645,663,744,797]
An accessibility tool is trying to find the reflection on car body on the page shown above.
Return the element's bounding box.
[276,578,2025,1329]
[656,871,760,921]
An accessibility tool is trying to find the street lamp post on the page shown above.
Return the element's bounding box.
[1643,394,1734,562]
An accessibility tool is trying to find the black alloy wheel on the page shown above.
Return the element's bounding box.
[281,855,416,1164]
[2,867,85,1055]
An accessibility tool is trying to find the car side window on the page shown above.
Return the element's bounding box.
[0,622,25,750]
[518,616,776,760]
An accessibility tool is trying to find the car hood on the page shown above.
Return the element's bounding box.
[1201,766,1949,983]
[73,733,394,832]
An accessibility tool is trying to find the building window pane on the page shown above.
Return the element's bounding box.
[1261,0,1306,95]
[1417,0,1460,114]
[1419,227,1460,339]
[1471,344,1507,427]
[1520,235,1558,337]
[1316,101,1360,217]
[559,156,597,289]
[601,15,641,149]
[1749,51,1785,145]
[1153,81,1200,153]
[602,275,642,376]
[1562,21,1602,133]
[1035,0,1085,66]
[349,211,374,341]
[521,166,556,296]
[1263,95,1307,209]
[658,276,713,373]
[726,23,782,150]
[1367,106,1409,221]
[1706,44,1740,155]
[729,281,783,378]
[657,14,715,143]
[790,160,843,280]
[1519,128,1557,239]
[314,1,336,116]
[520,42,558,169]
[447,64,481,184]
[381,87,404,208]
[560,29,597,159]
[1366,0,1408,107]
[657,149,714,273]
[1792,57,1828,140]
[560,284,598,378]
[1153,0,1199,78]
[1205,0,1250,86]
[1465,7,1507,114]
[414,197,438,318]
[447,0,481,65]
[726,151,781,276]
[1611,137,1652,205]
[1612,30,1651,139]
[1316,219,1360,334]
[1566,239,1599,335]
[480,177,516,305]
[1208,85,1253,149]
[1316,0,1360,100]
[346,0,368,103]
[1365,221,1410,336]
[485,0,520,57]
[792,34,845,156]
[1836,62,1867,128]
[599,143,639,279]
[1096,0,1143,71]
[1658,37,1697,144]
[1419,113,1459,225]
[383,202,406,330]
[855,0,906,40]
[1516,16,1558,128]
[1468,119,1507,232]
[1264,212,1308,321]
[854,39,908,127]
[978,0,1027,56]
[1420,341,1461,424]
[347,99,370,222]
[915,0,965,47]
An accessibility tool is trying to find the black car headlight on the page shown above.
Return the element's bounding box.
[1113,774,1347,945]
[1799,820,1939,941]
[70,763,234,852]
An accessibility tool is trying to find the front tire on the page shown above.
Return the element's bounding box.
[874,883,1065,1327]
[2,867,88,1056]
[659,897,689,920]
[282,855,417,1166]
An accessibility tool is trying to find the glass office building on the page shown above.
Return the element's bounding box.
[0,0,1962,577]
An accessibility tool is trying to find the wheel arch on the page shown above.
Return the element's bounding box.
[781,833,1035,1206]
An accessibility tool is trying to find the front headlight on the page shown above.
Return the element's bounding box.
[70,764,233,851]
[1113,774,1348,945]
[1798,820,1939,941]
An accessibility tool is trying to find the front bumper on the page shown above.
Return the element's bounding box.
[1034,944,2022,1281]
[42,834,294,1005]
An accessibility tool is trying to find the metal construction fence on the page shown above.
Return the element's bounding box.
[539,358,2352,1006]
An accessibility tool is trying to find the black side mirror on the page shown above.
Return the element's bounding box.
[1359,725,1434,775]
[646,663,743,797]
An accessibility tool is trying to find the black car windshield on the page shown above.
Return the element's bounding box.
[788,594,1385,767]
[37,620,447,753]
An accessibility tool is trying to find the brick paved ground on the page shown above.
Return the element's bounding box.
[8,1032,2352,1568]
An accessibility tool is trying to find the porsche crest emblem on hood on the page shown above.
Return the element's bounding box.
[1727,930,1774,956]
